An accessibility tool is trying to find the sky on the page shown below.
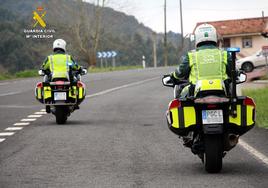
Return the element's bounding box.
[106,0,268,36]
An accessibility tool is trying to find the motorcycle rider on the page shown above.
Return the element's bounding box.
[40,39,85,111]
[41,38,84,83]
[170,23,233,98]
[169,23,234,148]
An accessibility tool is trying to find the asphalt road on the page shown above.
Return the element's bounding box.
[0,67,267,188]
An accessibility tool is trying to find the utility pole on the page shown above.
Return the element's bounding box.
[153,32,157,68]
[179,0,184,53]
[164,0,168,67]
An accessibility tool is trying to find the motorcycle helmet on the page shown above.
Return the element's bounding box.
[195,23,217,47]
[53,39,66,52]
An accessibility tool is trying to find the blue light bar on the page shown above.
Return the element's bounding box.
[227,47,240,52]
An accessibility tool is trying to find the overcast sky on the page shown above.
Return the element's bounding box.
[107,0,268,35]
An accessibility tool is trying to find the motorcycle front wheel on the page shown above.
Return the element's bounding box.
[204,134,223,173]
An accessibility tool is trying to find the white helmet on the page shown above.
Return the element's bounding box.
[53,39,66,52]
[194,23,217,47]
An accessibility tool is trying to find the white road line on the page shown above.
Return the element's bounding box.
[5,127,23,131]
[28,115,42,118]
[0,91,22,97]
[20,118,36,122]
[13,122,30,126]
[40,109,46,112]
[0,138,6,142]
[34,112,47,115]
[86,77,159,99]
[239,139,268,166]
[0,105,39,109]
[0,132,15,136]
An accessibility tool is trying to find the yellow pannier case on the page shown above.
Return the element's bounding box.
[166,99,197,136]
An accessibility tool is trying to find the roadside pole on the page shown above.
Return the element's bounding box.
[153,32,157,68]
[100,58,103,68]
[262,46,268,67]
[112,57,116,68]
[142,55,146,69]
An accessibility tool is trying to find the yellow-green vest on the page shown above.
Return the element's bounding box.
[188,49,228,84]
[47,54,72,79]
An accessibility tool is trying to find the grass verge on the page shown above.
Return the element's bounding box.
[0,70,38,80]
[88,65,143,73]
[243,87,268,128]
[0,66,143,80]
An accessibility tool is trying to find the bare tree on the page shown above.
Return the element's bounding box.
[73,0,106,67]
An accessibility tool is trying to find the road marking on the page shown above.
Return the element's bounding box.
[0,91,22,97]
[86,77,159,99]
[0,132,15,136]
[13,122,30,126]
[28,115,42,118]
[40,109,46,112]
[21,118,36,122]
[0,105,39,109]
[239,139,268,166]
[5,127,23,131]
[34,111,47,115]
[0,138,6,142]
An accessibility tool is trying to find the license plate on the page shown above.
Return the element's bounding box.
[202,110,223,124]
[54,92,66,100]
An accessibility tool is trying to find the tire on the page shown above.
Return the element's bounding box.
[55,106,68,124]
[204,134,223,173]
[241,62,254,73]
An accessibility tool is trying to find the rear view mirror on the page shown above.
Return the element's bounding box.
[162,75,175,87]
[237,72,247,84]
[38,69,45,76]
[81,68,87,75]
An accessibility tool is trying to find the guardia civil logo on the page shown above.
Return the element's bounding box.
[23,6,56,39]
[33,6,46,28]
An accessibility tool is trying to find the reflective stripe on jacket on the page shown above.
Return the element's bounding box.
[188,49,228,84]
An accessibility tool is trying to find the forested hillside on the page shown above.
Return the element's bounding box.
[0,0,184,73]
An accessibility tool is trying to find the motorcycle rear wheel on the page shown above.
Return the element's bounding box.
[55,106,68,124]
[204,134,223,173]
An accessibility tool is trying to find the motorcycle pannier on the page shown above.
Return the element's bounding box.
[166,99,197,136]
[228,96,255,135]
[35,82,52,103]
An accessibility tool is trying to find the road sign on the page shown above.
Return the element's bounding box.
[111,51,117,57]
[97,52,102,58]
[107,51,112,58]
[97,51,118,59]
[102,52,107,58]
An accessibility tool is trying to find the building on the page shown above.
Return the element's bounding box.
[195,17,268,58]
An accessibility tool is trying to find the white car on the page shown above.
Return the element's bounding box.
[236,50,268,72]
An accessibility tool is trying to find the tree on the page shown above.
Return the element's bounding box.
[72,0,106,67]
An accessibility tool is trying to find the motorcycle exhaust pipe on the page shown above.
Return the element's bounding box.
[224,134,239,151]
[228,134,239,147]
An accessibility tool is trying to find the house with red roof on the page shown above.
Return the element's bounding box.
[195,17,268,58]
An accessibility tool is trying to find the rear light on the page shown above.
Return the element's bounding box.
[77,81,85,88]
[243,97,256,108]
[168,99,181,110]
[55,81,65,85]
[195,96,229,104]
[36,82,43,88]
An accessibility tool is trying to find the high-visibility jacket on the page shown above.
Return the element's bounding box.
[188,48,228,84]
[42,53,80,80]
[172,45,231,84]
